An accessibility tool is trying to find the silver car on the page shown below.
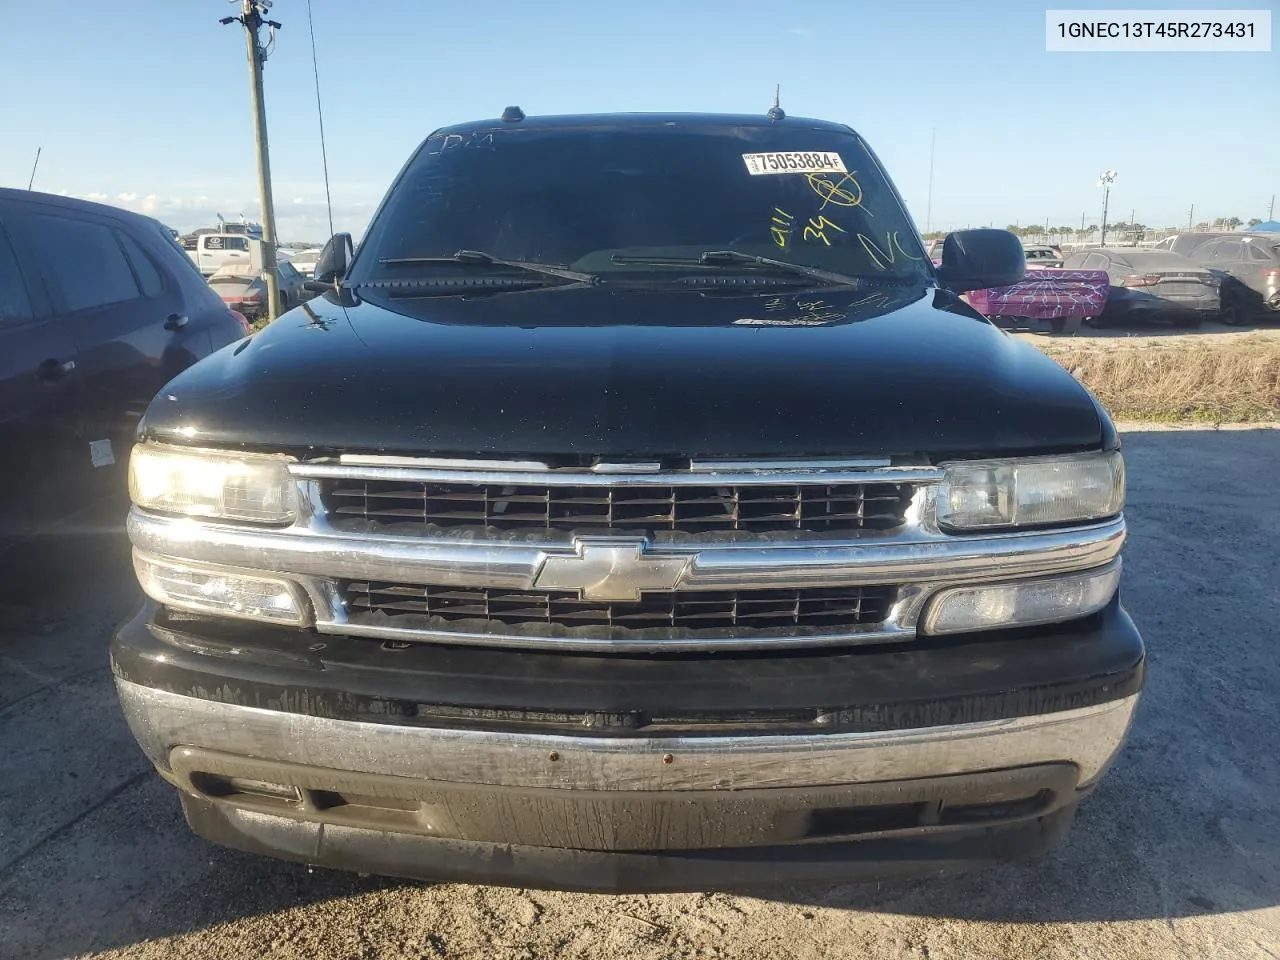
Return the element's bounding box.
[207,261,309,321]
[1023,245,1064,269]
[1062,248,1219,327]
[1187,234,1280,324]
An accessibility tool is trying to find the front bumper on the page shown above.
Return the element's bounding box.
[220,300,264,320]
[112,600,1143,891]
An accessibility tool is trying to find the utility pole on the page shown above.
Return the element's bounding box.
[222,1,282,321]
[1187,205,1194,231]
[1270,195,1275,220]
[1096,170,1117,245]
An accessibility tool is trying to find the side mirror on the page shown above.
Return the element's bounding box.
[936,229,1026,293]
[311,232,355,287]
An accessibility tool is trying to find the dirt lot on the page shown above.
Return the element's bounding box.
[2,427,1278,960]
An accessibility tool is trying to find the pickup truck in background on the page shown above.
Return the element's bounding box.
[113,111,1143,893]
[181,232,252,277]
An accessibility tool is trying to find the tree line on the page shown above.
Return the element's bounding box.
[921,216,1263,241]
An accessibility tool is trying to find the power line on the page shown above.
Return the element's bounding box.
[306,0,335,239]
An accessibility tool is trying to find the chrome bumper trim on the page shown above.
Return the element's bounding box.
[117,679,1139,792]
[290,461,943,487]
[128,505,1126,650]
[128,509,1125,594]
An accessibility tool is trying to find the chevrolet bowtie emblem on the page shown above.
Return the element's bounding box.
[534,538,693,602]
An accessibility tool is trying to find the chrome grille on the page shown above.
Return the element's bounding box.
[342,582,896,632]
[321,480,913,535]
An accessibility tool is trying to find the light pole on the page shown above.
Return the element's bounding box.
[1096,170,1117,246]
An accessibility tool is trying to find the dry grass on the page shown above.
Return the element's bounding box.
[1038,337,1280,423]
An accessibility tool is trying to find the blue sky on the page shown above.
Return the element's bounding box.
[1,0,1274,241]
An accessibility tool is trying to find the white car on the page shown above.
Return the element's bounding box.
[290,247,325,278]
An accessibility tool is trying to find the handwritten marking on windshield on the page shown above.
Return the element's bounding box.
[770,208,796,249]
[802,215,847,246]
[432,132,496,153]
[858,231,924,270]
[794,298,845,322]
[738,297,847,326]
[806,172,871,215]
[847,292,894,310]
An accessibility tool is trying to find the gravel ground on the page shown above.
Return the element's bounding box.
[1,427,1278,960]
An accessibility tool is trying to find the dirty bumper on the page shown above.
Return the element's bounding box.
[115,681,1138,892]
[111,601,1143,892]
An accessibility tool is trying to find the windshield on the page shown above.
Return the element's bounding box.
[349,122,929,285]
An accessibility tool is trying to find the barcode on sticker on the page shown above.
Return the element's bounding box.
[743,152,847,175]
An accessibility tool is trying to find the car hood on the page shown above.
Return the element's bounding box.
[141,283,1107,460]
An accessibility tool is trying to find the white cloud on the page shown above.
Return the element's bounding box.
[58,189,372,242]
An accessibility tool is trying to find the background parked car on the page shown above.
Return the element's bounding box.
[185,232,255,276]
[290,247,325,278]
[0,189,248,545]
[207,260,308,320]
[1062,248,1219,327]
[1023,245,1064,269]
[1186,234,1280,324]
[1157,232,1233,256]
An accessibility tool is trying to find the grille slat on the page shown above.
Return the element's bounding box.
[324,479,912,536]
[343,582,894,633]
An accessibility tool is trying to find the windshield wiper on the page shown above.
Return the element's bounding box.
[379,250,598,284]
[610,250,895,287]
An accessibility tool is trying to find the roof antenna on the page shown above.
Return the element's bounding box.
[767,84,785,122]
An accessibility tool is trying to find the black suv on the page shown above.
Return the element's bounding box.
[112,112,1143,893]
[0,189,248,544]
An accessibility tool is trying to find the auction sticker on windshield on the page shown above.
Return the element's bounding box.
[742,152,847,175]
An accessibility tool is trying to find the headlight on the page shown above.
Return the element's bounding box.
[922,562,1121,635]
[129,444,297,523]
[935,452,1123,531]
[134,551,308,624]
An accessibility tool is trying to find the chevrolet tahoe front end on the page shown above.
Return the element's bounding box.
[111,112,1143,892]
